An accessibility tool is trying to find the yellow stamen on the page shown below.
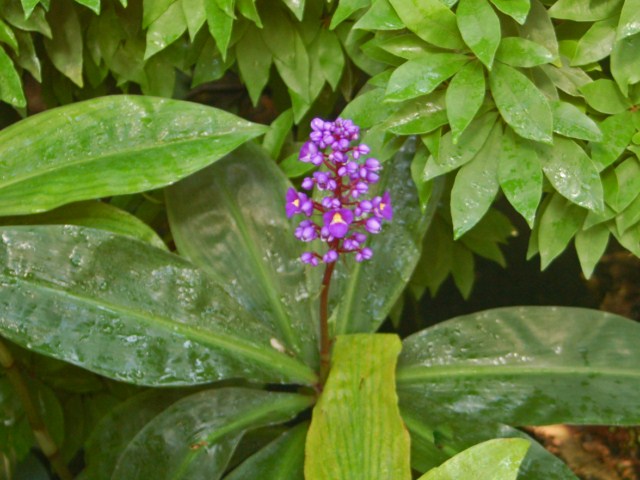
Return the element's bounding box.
[331,213,346,224]
[293,199,300,207]
[380,202,386,211]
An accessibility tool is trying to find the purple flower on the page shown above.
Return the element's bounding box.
[295,220,318,242]
[301,252,319,266]
[299,141,323,165]
[323,250,339,263]
[355,247,373,262]
[365,217,382,234]
[286,188,312,218]
[323,209,353,239]
[373,191,393,221]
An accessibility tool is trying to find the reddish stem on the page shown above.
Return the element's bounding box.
[319,257,337,385]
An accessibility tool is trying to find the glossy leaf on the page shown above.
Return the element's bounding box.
[385,91,448,135]
[572,17,617,66]
[0,225,316,386]
[417,438,529,480]
[591,112,635,170]
[489,0,530,24]
[456,0,500,69]
[618,0,640,39]
[611,34,640,96]
[540,61,591,97]
[0,19,18,54]
[446,61,485,143]
[330,140,442,334]
[385,53,468,102]
[549,0,623,21]
[498,130,542,228]
[181,0,206,39]
[113,388,313,479]
[144,2,187,59]
[142,0,173,28]
[0,96,267,216]
[226,423,307,480]
[397,306,640,425]
[43,0,83,87]
[205,0,233,59]
[537,137,604,212]
[341,87,398,128]
[306,334,410,480]
[451,123,502,239]
[282,0,306,20]
[538,193,586,269]
[354,0,404,30]
[575,223,609,279]
[0,46,25,108]
[388,0,465,50]
[489,62,553,143]
[166,143,319,367]
[495,37,554,68]
[580,79,631,114]
[551,100,602,141]
[518,0,558,59]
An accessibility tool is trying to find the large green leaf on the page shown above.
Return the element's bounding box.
[0,225,316,386]
[445,61,485,143]
[591,111,635,170]
[495,37,555,68]
[397,306,640,425]
[611,34,640,96]
[518,0,558,59]
[551,100,602,141]
[489,0,530,24]
[456,0,500,69]
[618,0,640,39]
[166,143,319,368]
[112,388,313,479]
[549,0,623,21]
[0,46,25,108]
[305,334,410,480]
[330,139,442,335]
[572,17,617,66]
[0,96,267,216]
[385,91,448,135]
[43,0,83,87]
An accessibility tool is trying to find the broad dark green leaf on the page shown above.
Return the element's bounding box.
[611,34,640,96]
[451,123,502,238]
[490,0,530,24]
[450,243,474,298]
[537,137,604,212]
[446,61,485,143]
[580,79,632,114]
[354,0,404,30]
[166,143,319,367]
[306,335,410,480]
[572,17,617,66]
[0,46,25,108]
[518,0,558,59]
[1,1,51,38]
[226,423,307,480]
[397,306,640,425]
[385,53,468,102]
[417,438,529,480]
[236,24,273,105]
[0,225,316,386]
[388,0,465,50]
[551,100,602,141]
[549,0,623,21]
[537,193,586,269]
[495,37,554,68]
[330,0,370,29]
[498,130,542,228]
[489,62,553,143]
[456,0,500,69]
[385,91,448,135]
[273,29,311,106]
[575,223,609,279]
[591,112,635,170]
[144,2,187,59]
[0,96,267,216]
[113,388,313,479]
[618,0,640,39]
[330,140,442,334]
[205,0,233,59]
[43,0,83,87]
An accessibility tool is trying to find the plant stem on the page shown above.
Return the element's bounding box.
[319,261,336,386]
[0,339,73,480]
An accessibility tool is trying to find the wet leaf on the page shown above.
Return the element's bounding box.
[490,62,553,143]
[549,0,623,21]
[0,18,18,53]
[0,96,267,216]
[205,0,233,59]
[181,0,206,39]
[590,111,635,170]
[388,0,464,49]
[0,46,25,107]
[617,0,640,39]
[330,0,369,29]
[236,24,273,105]
[489,0,530,24]
[144,1,187,59]
[0,225,316,385]
[615,157,640,212]
[538,193,586,269]
[540,61,591,97]
[43,0,83,87]
[575,223,609,279]
[495,37,554,68]
[580,79,631,114]
[518,0,558,59]
[572,17,617,66]
[551,100,602,141]
[456,0,500,69]
[354,0,404,30]
[341,87,398,128]
[306,334,410,480]
[611,34,640,96]
[385,91,448,135]
[398,306,640,425]
[446,61,485,143]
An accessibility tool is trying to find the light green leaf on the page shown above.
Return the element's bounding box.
[263,109,292,159]
[0,225,316,385]
[538,193,586,269]
[142,0,173,28]
[114,388,313,479]
[388,0,465,50]
[456,0,500,69]
[575,223,609,279]
[0,46,25,108]
[376,34,439,60]
[313,29,345,91]
[282,0,306,20]
[616,193,640,234]
[615,157,640,212]
[418,438,529,480]
[1,1,51,38]
[451,123,502,238]
[518,0,558,59]
[306,334,410,480]
[330,0,370,29]
[0,96,267,216]
[236,24,272,105]
[446,61,485,143]
[19,0,41,18]
[611,34,640,96]
[214,0,235,17]
[591,112,635,170]
[144,1,187,59]
[237,0,262,26]
[206,0,233,59]
[580,79,631,115]
[43,0,83,87]
[572,17,617,66]
[495,37,554,68]
[278,151,316,179]
[398,306,640,425]
[14,29,41,82]
[0,18,18,53]
[549,0,623,21]
[551,100,602,141]
[354,0,404,30]
[74,0,100,13]
[182,0,206,39]
[385,91,448,135]
[385,53,468,102]
[273,29,310,104]
[618,0,640,39]
[540,61,591,96]
[489,62,553,143]
[489,0,530,24]
[341,87,398,128]
[498,129,542,228]
[411,143,435,211]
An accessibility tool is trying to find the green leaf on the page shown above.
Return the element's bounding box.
[0,225,316,385]
[341,87,398,128]
[618,0,640,39]
[181,0,206,39]
[450,243,474,298]
[489,0,530,24]
[74,0,100,13]
[538,193,586,269]
[0,96,267,216]
[237,0,262,26]
[417,438,529,480]
[43,0,83,87]
[313,29,345,91]
[451,123,502,238]
[446,61,485,143]
[113,388,313,479]
[456,0,500,69]
[331,140,443,334]
[0,46,25,108]
[385,53,468,102]
[330,0,370,29]
[165,143,319,367]
[19,0,41,18]
[591,112,635,170]
[611,34,640,96]
[615,157,640,212]
[306,334,410,480]
[282,0,306,20]
[263,109,293,160]
[354,0,404,30]
[236,24,273,105]
[549,0,623,21]
[278,151,316,178]
[572,17,617,66]
[397,306,640,425]
[490,62,553,143]
[540,61,591,97]
[0,18,18,53]
[1,1,51,38]
[206,0,233,59]
[581,79,632,114]
[142,0,173,28]
[385,91,448,135]
[144,1,187,59]
[575,223,609,279]
[388,0,465,50]
[0,201,167,250]
[273,29,311,105]
[495,37,554,68]
[498,130,542,228]
[551,100,602,141]
[518,0,558,59]
[411,143,435,211]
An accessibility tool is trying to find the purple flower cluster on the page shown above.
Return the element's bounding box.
[286,118,393,266]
